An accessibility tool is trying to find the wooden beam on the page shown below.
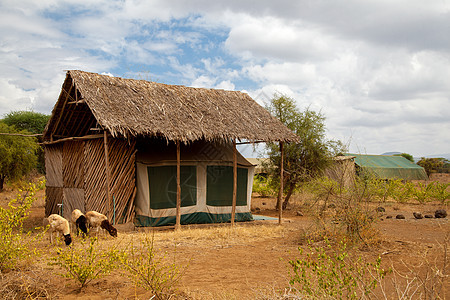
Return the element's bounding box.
[231,140,237,226]
[175,140,181,231]
[42,134,104,145]
[278,142,284,225]
[67,100,85,105]
[104,130,111,217]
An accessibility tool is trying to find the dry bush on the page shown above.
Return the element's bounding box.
[0,269,52,300]
[388,233,448,299]
[48,236,123,289]
[120,234,185,300]
[288,239,390,299]
[300,176,381,247]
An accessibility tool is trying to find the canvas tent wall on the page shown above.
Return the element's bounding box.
[347,154,428,181]
[43,70,299,226]
[135,139,255,226]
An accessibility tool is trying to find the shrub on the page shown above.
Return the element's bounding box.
[412,182,433,204]
[391,180,414,203]
[49,237,122,288]
[252,175,276,197]
[120,234,184,300]
[289,239,390,299]
[372,179,398,203]
[428,182,450,204]
[0,182,43,272]
[305,176,379,245]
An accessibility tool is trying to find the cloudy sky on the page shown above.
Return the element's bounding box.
[1,0,449,157]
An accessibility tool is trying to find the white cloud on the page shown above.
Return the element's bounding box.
[225,16,339,62]
[244,62,317,85]
[215,80,235,90]
[191,75,216,88]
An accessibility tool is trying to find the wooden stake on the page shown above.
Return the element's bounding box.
[231,140,238,226]
[104,130,111,218]
[278,142,284,225]
[175,140,181,230]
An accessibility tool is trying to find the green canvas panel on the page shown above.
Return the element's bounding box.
[135,212,254,227]
[147,166,197,209]
[346,154,428,181]
[206,166,248,206]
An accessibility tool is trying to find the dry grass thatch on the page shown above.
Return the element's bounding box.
[44,70,299,143]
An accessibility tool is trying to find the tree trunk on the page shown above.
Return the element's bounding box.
[275,187,281,211]
[0,175,5,192]
[282,182,296,210]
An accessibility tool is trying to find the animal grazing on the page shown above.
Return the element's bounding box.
[71,209,88,236]
[85,211,117,237]
[47,214,72,245]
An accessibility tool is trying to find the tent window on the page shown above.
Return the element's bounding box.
[206,166,248,206]
[147,166,197,209]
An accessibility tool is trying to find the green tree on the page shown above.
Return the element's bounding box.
[417,157,445,176]
[0,122,39,191]
[265,94,346,209]
[394,153,414,162]
[2,111,49,134]
[2,111,49,173]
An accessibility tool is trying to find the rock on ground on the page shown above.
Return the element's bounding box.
[435,209,447,218]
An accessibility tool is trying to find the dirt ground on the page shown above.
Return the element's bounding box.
[0,184,449,299]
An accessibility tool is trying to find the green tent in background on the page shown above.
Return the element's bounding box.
[346,154,428,181]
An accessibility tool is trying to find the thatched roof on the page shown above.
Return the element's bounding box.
[44,70,299,143]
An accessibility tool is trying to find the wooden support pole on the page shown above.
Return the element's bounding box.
[175,140,181,231]
[278,142,284,225]
[104,130,111,218]
[231,140,237,226]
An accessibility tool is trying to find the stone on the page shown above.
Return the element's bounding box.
[435,209,447,218]
[262,202,266,206]
[413,212,423,219]
[386,215,393,219]
[254,207,261,211]
[396,214,406,219]
[376,207,385,213]
[424,214,434,219]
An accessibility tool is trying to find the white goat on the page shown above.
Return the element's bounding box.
[85,211,117,237]
[71,209,88,236]
[47,214,72,245]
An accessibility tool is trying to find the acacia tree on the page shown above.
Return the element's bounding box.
[417,157,448,176]
[2,111,49,134]
[2,111,49,173]
[265,95,345,209]
[0,122,39,191]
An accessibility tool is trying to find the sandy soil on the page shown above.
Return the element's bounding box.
[0,184,449,299]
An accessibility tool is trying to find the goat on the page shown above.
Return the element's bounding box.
[47,214,72,245]
[71,209,88,236]
[85,211,117,237]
